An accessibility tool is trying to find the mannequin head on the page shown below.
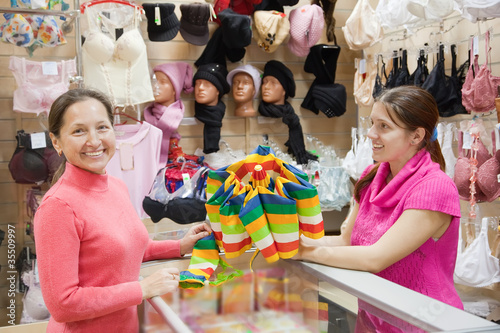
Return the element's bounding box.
[232,72,255,104]
[151,62,194,107]
[261,60,295,105]
[227,64,261,116]
[194,79,220,106]
[261,76,286,105]
[153,71,176,106]
[192,63,230,106]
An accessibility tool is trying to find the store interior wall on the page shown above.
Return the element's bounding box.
[0,0,360,324]
[1,0,500,325]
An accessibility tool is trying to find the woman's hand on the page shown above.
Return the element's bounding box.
[179,222,212,256]
[140,267,179,300]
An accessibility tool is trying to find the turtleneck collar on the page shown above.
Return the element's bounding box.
[62,162,109,192]
[368,149,439,208]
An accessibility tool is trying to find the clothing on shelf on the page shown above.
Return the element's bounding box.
[82,3,154,106]
[353,58,377,107]
[455,217,500,288]
[106,122,162,219]
[9,56,76,115]
[342,0,383,51]
[455,0,500,23]
[436,122,457,179]
[20,260,50,324]
[462,31,500,114]
[342,125,373,181]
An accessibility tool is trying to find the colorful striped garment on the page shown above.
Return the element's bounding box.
[206,145,324,263]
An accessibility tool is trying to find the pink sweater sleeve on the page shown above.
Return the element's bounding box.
[34,197,143,323]
[143,239,182,262]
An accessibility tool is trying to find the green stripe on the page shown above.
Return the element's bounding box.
[287,188,318,200]
[206,213,220,222]
[194,240,219,250]
[248,224,272,242]
[268,223,299,234]
[262,203,296,215]
[190,256,219,266]
[220,223,246,234]
[240,205,265,226]
[297,205,322,217]
[208,170,227,182]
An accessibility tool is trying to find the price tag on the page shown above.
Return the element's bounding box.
[119,143,134,171]
[31,132,46,149]
[42,62,58,76]
[155,6,161,25]
[359,59,366,75]
[473,36,479,56]
[462,131,472,150]
[182,173,191,185]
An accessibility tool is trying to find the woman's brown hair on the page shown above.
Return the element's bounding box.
[353,86,445,202]
[49,88,114,186]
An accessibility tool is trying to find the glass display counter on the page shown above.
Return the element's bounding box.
[139,248,499,333]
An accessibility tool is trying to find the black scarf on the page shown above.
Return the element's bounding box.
[258,101,317,165]
[195,101,226,154]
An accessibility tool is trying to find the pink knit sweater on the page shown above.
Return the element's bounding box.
[353,149,463,306]
[34,163,181,332]
[352,149,463,332]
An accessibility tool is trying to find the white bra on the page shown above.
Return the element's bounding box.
[454,217,500,288]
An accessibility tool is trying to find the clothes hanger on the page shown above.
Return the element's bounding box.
[113,108,143,125]
[80,0,144,14]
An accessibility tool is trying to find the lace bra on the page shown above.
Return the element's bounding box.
[9,56,76,115]
[82,16,143,63]
[454,217,500,288]
[342,0,383,51]
[461,31,500,114]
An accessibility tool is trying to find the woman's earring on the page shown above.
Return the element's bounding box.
[57,150,62,157]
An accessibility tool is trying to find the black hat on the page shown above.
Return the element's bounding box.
[143,3,180,42]
[311,83,346,118]
[262,60,296,99]
[218,9,252,49]
[278,0,299,6]
[193,63,230,96]
[179,3,211,46]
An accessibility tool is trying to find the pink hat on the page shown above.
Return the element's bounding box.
[288,4,324,57]
[153,62,194,100]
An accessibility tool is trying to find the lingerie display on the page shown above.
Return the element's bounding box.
[81,3,154,106]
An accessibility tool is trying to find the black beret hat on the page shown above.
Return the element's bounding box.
[143,3,179,42]
[262,60,296,99]
[193,63,230,96]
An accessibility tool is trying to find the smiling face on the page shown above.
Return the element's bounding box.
[367,101,420,174]
[194,79,219,106]
[232,72,255,103]
[50,98,116,174]
[261,76,285,104]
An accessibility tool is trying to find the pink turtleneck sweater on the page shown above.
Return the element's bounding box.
[34,163,181,332]
[352,149,463,332]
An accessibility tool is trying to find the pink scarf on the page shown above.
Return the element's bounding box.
[143,101,184,165]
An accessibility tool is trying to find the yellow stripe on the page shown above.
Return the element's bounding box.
[266,213,297,225]
[193,249,220,260]
[302,230,324,239]
[189,268,210,278]
[244,214,268,234]
[263,252,280,263]
[278,249,298,259]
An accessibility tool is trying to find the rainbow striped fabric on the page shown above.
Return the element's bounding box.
[206,145,324,263]
[180,233,243,289]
